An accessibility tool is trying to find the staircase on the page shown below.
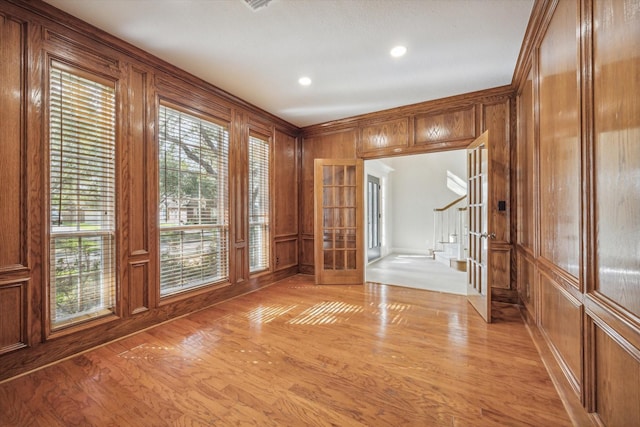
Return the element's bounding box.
[431,196,467,272]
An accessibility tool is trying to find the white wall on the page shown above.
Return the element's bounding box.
[386,150,467,254]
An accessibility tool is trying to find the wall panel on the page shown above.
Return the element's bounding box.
[128,262,149,315]
[538,0,581,281]
[0,281,27,354]
[594,325,640,425]
[274,238,298,271]
[359,117,409,156]
[0,14,26,271]
[414,105,476,146]
[483,100,511,244]
[539,272,583,394]
[517,251,536,318]
[273,130,298,237]
[592,0,640,317]
[516,66,535,251]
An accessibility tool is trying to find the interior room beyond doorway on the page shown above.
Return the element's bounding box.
[364,150,467,294]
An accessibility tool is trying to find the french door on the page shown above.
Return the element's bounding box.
[314,159,364,285]
[467,131,492,322]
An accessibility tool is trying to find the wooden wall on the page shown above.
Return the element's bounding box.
[513,0,640,424]
[300,87,516,303]
[0,0,299,381]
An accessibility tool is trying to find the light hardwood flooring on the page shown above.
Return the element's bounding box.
[0,275,572,426]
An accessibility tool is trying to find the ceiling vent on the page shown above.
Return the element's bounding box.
[244,0,273,11]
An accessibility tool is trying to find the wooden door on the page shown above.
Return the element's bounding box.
[314,159,364,284]
[467,131,492,322]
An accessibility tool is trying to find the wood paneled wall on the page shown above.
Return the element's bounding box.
[301,88,516,303]
[513,0,640,424]
[0,0,299,381]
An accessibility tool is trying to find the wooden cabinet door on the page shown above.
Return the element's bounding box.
[467,131,492,322]
[314,159,364,285]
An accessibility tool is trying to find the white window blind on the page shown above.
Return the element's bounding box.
[248,135,270,273]
[158,105,229,296]
[49,65,116,329]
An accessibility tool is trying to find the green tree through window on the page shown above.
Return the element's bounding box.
[158,105,229,296]
[49,65,116,329]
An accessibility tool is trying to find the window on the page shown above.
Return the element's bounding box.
[49,65,116,329]
[158,105,229,296]
[248,134,270,273]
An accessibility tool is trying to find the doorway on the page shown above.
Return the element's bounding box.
[364,150,467,295]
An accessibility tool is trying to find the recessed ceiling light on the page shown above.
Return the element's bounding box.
[390,45,407,58]
[298,76,312,86]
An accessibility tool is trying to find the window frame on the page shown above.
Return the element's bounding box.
[248,131,272,275]
[46,60,119,334]
[156,101,231,298]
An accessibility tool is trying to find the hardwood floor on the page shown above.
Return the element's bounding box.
[0,275,572,426]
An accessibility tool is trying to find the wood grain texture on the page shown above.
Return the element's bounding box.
[0,275,572,426]
[359,117,408,155]
[415,105,476,145]
[0,13,25,271]
[538,0,581,280]
[516,65,535,251]
[517,250,536,319]
[490,247,511,290]
[274,238,297,271]
[594,324,640,426]
[592,0,640,317]
[0,281,27,354]
[539,271,583,396]
[273,130,299,238]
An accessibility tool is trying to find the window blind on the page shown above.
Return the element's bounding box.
[49,65,116,329]
[248,135,270,273]
[158,105,229,296]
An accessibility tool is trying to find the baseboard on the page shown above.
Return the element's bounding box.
[391,247,430,255]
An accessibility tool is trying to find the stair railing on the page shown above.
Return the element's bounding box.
[432,195,467,255]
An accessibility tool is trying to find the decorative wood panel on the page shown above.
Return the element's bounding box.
[43,28,120,76]
[235,247,247,285]
[231,110,248,284]
[539,272,582,395]
[592,0,640,317]
[483,100,511,245]
[273,130,298,237]
[517,251,536,318]
[128,261,149,315]
[127,67,149,256]
[0,14,26,271]
[489,248,511,290]
[538,0,581,281]
[594,324,640,426]
[516,66,535,251]
[359,117,409,155]
[300,236,315,272]
[414,105,476,146]
[274,238,298,271]
[0,280,27,354]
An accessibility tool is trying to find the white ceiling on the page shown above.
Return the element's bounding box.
[43,0,534,128]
